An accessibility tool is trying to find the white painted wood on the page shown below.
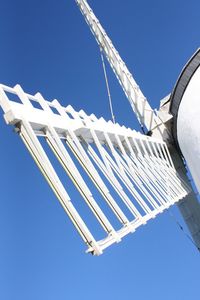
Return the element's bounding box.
[0,83,190,254]
[75,0,164,134]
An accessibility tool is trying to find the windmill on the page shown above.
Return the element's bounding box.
[0,0,199,255]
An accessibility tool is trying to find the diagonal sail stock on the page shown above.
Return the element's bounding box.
[75,0,165,135]
[0,84,190,254]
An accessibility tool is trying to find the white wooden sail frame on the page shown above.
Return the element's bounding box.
[0,83,190,254]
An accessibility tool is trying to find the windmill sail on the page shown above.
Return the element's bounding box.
[0,83,191,254]
[0,1,199,255]
[75,0,200,250]
[75,0,163,134]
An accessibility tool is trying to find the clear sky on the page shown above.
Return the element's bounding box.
[0,1,199,299]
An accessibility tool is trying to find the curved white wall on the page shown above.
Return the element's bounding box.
[177,66,200,193]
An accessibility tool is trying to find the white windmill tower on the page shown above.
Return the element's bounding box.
[0,0,199,255]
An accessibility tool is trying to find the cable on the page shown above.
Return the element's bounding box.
[100,47,148,133]
[100,48,116,124]
[167,209,200,252]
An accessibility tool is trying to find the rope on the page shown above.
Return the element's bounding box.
[100,48,115,124]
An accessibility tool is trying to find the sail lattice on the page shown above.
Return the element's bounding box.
[0,84,190,254]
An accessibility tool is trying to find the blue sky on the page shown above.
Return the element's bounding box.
[0,1,200,299]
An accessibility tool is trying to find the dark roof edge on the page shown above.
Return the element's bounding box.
[169,48,200,151]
